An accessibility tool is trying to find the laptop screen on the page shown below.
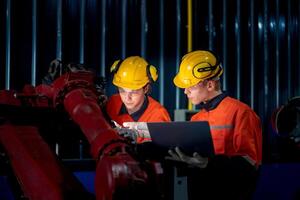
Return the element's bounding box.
[136,121,215,160]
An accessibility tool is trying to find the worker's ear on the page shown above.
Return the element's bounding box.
[206,80,215,91]
[143,84,150,95]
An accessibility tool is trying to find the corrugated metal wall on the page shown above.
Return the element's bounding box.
[1,0,300,159]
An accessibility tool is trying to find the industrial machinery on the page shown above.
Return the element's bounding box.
[270,96,300,161]
[0,62,164,200]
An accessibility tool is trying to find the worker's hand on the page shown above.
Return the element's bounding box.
[111,120,138,143]
[165,147,208,168]
[123,122,151,143]
[117,128,139,143]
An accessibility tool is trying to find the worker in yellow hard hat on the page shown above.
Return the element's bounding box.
[106,56,170,143]
[167,50,262,200]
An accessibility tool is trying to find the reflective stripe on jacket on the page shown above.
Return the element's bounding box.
[106,94,171,143]
[191,96,262,166]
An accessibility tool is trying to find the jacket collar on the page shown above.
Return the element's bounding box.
[119,96,149,121]
[198,92,228,111]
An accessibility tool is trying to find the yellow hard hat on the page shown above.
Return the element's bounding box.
[110,56,158,90]
[173,50,223,88]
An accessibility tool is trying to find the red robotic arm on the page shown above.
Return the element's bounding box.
[0,69,161,200]
[40,71,151,200]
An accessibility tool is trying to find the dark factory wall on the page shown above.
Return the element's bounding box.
[1,0,300,162]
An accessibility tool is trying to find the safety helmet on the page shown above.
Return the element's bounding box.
[110,56,158,90]
[173,50,223,88]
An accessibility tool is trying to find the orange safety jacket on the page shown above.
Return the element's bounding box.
[106,94,171,143]
[191,96,262,167]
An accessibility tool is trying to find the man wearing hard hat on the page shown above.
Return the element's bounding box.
[106,56,171,143]
[169,50,262,200]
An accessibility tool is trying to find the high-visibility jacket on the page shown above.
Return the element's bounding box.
[191,96,262,166]
[106,94,171,143]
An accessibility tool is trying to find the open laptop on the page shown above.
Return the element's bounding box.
[136,121,215,160]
